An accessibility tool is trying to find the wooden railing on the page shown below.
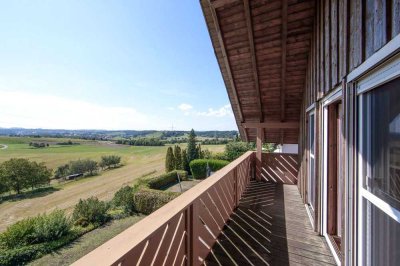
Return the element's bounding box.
[73,151,255,266]
[261,153,299,184]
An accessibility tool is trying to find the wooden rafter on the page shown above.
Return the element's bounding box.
[242,121,299,129]
[206,0,248,141]
[243,0,263,122]
[280,0,288,122]
[211,0,240,9]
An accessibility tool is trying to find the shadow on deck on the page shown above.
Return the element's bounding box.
[205,180,336,265]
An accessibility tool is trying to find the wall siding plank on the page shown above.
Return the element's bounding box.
[349,0,362,70]
[324,0,331,92]
[373,0,387,51]
[331,0,338,86]
[365,0,375,58]
[338,0,348,79]
[393,0,400,37]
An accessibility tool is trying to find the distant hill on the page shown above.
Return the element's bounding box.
[0,128,238,140]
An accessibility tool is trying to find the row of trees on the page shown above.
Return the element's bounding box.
[29,142,49,148]
[0,158,52,194]
[54,155,122,179]
[165,129,208,173]
[115,138,164,146]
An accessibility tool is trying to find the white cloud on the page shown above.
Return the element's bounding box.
[167,107,175,111]
[0,91,169,130]
[178,103,193,111]
[196,104,233,118]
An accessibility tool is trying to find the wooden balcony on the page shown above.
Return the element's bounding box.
[73,151,334,266]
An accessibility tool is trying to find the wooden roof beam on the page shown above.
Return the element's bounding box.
[211,0,241,9]
[206,0,248,141]
[242,122,299,129]
[243,0,263,123]
[280,0,288,122]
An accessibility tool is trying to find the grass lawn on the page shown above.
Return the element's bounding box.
[28,215,145,266]
[0,136,224,232]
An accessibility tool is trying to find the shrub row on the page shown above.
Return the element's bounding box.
[0,210,71,249]
[147,170,188,190]
[133,188,180,215]
[0,170,189,265]
[189,159,230,179]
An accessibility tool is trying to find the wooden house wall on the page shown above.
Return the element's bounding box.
[297,0,400,224]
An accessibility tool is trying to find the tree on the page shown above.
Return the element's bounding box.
[84,159,98,176]
[196,144,203,159]
[187,129,198,163]
[225,142,255,161]
[0,158,52,194]
[0,158,30,194]
[26,162,51,190]
[54,164,70,179]
[99,155,121,169]
[181,150,190,173]
[165,147,175,172]
[174,146,183,170]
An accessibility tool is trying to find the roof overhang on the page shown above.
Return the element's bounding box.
[200,0,315,143]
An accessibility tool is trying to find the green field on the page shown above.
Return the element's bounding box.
[0,136,224,232]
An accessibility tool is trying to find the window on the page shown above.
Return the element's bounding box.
[308,112,316,211]
[358,77,400,265]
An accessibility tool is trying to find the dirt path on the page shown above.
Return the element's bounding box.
[0,154,163,232]
[0,144,8,150]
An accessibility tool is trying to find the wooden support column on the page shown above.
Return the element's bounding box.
[256,127,264,181]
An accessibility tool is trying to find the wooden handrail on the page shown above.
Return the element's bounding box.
[73,151,255,266]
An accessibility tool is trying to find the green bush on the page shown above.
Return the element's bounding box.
[0,226,92,266]
[133,188,180,215]
[147,170,188,190]
[112,186,135,214]
[224,142,254,161]
[189,159,230,179]
[72,197,110,227]
[0,210,71,249]
[0,218,36,249]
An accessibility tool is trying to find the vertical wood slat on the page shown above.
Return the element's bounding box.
[331,0,338,86]
[373,0,387,51]
[365,0,375,58]
[392,0,400,37]
[320,0,325,94]
[338,0,348,79]
[324,0,331,92]
[349,0,362,70]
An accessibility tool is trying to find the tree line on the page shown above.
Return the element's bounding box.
[54,155,122,179]
[165,129,209,173]
[0,159,52,194]
[115,138,164,146]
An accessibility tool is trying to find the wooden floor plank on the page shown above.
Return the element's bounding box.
[205,181,336,265]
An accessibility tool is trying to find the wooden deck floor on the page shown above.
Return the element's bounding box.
[205,181,336,266]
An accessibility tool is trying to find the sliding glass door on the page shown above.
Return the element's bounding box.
[358,77,400,265]
[308,111,316,211]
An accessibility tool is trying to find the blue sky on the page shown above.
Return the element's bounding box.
[0,0,236,131]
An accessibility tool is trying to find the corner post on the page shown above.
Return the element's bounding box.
[256,127,264,181]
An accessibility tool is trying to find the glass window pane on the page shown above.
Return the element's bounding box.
[363,199,400,265]
[361,78,400,210]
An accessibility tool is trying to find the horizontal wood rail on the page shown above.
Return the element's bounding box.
[73,151,255,266]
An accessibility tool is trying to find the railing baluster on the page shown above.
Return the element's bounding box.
[190,202,199,266]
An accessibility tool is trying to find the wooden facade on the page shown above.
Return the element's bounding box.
[74,1,400,265]
[202,0,400,265]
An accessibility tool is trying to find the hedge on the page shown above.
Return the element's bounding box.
[189,159,230,179]
[133,188,180,215]
[147,170,188,190]
[0,225,93,266]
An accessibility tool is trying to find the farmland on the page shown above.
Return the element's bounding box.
[0,136,224,232]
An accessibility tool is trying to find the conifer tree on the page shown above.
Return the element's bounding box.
[187,129,198,163]
[165,147,175,172]
[182,150,190,173]
[174,145,183,170]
